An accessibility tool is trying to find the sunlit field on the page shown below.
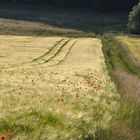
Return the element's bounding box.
[0,2,139,139]
[117,36,140,63]
[0,35,118,139]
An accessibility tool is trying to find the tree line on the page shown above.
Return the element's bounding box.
[0,0,139,11]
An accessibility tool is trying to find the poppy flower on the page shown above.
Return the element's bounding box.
[8,132,13,137]
[86,80,91,85]
[1,136,6,140]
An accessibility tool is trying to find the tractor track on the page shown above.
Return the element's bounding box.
[33,39,71,66]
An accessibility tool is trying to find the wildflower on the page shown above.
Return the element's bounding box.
[86,79,91,85]
[8,132,13,137]
[1,136,6,140]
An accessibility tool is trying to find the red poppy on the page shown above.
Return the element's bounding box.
[8,132,13,137]
[1,136,6,140]
[86,80,91,85]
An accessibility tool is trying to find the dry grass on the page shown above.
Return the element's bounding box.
[0,35,118,139]
[0,18,85,37]
[0,4,128,36]
[102,36,140,140]
[114,68,140,101]
[0,35,62,68]
[116,36,140,66]
[115,36,140,101]
[111,69,140,140]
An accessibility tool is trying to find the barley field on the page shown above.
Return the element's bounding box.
[0,35,118,139]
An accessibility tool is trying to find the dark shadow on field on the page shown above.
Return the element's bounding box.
[0,4,128,37]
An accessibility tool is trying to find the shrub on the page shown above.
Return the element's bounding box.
[128,1,140,34]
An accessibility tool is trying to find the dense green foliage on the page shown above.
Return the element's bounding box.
[0,0,139,11]
[128,1,140,34]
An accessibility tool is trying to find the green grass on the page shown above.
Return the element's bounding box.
[102,36,140,77]
[117,36,140,62]
[0,120,34,134]
[101,35,140,140]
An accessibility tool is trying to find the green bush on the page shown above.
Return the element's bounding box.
[128,1,140,34]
